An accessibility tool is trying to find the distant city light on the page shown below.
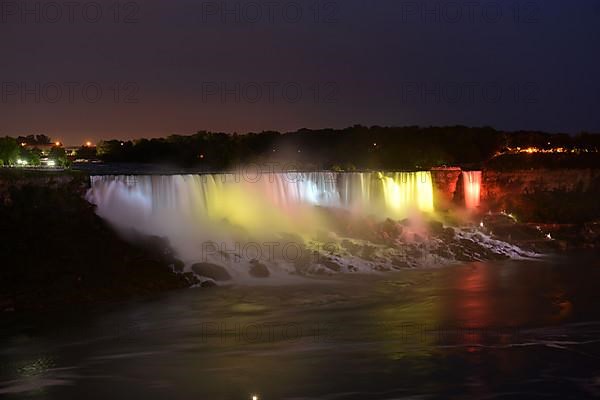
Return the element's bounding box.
[47,160,56,167]
[55,141,61,146]
[501,146,582,156]
[252,396,258,400]
[86,141,92,147]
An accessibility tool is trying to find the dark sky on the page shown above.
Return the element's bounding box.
[1,0,599,144]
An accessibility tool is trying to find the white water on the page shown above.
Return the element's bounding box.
[86,172,528,281]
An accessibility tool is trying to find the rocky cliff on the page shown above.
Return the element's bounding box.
[481,169,600,223]
[0,170,196,312]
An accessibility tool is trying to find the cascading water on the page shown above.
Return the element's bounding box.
[463,171,482,210]
[88,172,435,231]
[87,171,532,281]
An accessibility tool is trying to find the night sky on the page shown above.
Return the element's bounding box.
[2,0,599,144]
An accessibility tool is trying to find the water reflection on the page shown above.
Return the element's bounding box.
[1,257,600,399]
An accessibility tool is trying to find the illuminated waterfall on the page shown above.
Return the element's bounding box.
[87,173,341,236]
[380,172,435,215]
[89,172,436,227]
[85,171,534,278]
[87,172,436,276]
[462,171,482,210]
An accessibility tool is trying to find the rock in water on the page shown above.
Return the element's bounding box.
[249,261,270,278]
[191,263,232,281]
[200,280,218,288]
[322,259,342,272]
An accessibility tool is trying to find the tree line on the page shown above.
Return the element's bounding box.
[2,126,599,169]
[96,126,600,170]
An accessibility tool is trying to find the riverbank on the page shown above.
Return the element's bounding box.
[0,174,197,312]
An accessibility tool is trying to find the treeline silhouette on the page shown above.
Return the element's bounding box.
[97,126,600,170]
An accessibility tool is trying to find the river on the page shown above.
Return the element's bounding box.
[2,254,600,399]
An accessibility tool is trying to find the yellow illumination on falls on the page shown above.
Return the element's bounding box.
[380,172,435,216]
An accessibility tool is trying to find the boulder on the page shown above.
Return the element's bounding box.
[201,280,218,288]
[172,259,185,273]
[249,261,270,278]
[191,263,232,281]
[322,259,341,272]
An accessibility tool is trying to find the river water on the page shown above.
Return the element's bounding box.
[1,254,600,399]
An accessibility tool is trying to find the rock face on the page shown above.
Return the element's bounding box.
[482,169,600,203]
[249,261,270,278]
[192,263,232,281]
[481,169,600,223]
[0,170,88,206]
[430,168,462,211]
[0,181,193,312]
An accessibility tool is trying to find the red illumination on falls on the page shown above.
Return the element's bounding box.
[463,171,482,210]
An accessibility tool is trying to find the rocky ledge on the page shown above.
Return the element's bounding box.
[0,181,197,312]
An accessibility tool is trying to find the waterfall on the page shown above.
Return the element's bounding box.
[462,171,482,210]
[87,172,437,278]
[85,171,533,279]
[88,172,435,227]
